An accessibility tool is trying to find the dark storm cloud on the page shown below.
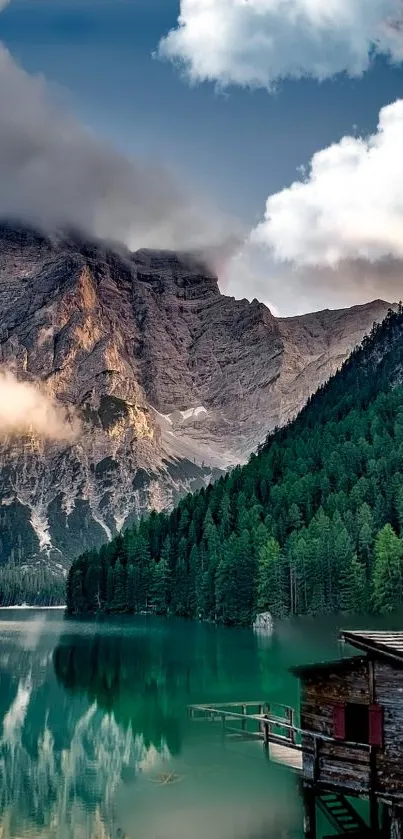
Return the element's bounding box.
[0,46,238,252]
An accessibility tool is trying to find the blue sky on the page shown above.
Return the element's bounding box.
[1,0,403,313]
[2,0,402,224]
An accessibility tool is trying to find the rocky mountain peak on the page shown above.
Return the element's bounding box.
[134,247,220,301]
[0,223,394,572]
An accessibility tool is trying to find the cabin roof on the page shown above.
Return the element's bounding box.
[290,655,365,677]
[341,630,403,664]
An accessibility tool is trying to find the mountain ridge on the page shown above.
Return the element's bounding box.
[67,306,403,622]
[0,222,395,576]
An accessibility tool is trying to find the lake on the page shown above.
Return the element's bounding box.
[1,610,402,839]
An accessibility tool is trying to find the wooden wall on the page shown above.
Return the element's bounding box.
[374,660,403,804]
[300,659,371,794]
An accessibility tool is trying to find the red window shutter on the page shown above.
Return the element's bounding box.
[369,704,384,748]
[333,702,346,740]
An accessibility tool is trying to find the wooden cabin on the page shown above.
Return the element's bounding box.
[292,630,403,837]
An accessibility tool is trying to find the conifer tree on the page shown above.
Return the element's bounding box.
[373,524,403,613]
[126,564,136,613]
[257,537,285,618]
[111,559,127,612]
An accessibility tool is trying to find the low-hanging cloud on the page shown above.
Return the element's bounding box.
[0,370,80,442]
[0,45,238,252]
[158,0,403,89]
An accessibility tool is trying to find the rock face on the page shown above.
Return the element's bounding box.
[0,223,393,571]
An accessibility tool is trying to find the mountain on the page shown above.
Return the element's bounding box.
[68,307,403,622]
[0,222,393,575]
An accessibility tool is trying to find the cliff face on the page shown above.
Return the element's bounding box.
[0,224,393,570]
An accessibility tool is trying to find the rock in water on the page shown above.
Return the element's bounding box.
[253,613,274,634]
[0,223,394,571]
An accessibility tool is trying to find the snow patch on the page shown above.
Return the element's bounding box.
[91,512,112,541]
[178,406,208,421]
[152,405,208,426]
[30,507,52,552]
[1,496,15,507]
[114,511,129,533]
[152,407,173,426]
[61,492,75,518]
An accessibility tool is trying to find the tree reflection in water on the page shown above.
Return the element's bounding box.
[0,615,302,839]
[54,625,185,756]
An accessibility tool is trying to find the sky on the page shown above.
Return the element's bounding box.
[1,0,403,314]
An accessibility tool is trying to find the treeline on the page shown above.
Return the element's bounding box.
[67,306,403,624]
[0,566,65,606]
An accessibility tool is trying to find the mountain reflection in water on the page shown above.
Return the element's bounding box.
[2,609,394,839]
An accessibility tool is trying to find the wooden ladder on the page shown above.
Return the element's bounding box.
[318,792,371,836]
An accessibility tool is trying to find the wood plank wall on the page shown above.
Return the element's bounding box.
[300,660,370,793]
[374,660,403,804]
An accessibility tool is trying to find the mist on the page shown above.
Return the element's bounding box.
[0,370,79,442]
[0,45,238,254]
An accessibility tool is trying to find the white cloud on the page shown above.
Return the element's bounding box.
[251,98,403,266]
[0,370,79,442]
[159,0,403,89]
[222,99,403,313]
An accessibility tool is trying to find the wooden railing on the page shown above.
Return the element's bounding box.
[188,700,372,786]
[188,700,300,750]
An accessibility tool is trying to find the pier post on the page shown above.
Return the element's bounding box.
[390,807,403,839]
[242,704,246,732]
[263,714,270,750]
[369,794,379,836]
[302,784,316,839]
[287,706,296,746]
[381,803,391,838]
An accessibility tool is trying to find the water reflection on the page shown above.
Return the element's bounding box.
[54,627,184,756]
[2,609,385,839]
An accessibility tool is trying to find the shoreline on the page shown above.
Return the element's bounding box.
[0,604,66,610]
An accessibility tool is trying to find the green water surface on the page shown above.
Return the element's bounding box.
[0,609,401,839]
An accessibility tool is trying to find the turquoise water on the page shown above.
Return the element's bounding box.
[0,609,401,839]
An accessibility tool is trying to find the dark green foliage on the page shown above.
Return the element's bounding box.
[0,566,65,606]
[67,306,403,622]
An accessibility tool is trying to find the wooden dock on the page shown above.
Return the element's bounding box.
[269,741,303,771]
[188,700,303,772]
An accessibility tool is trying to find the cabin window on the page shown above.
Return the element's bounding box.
[333,702,383,747]
[345,702,369,744]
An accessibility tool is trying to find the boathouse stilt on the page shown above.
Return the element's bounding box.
[302,784,316,839]
[370,789,380,835]
[390,807,403,839]
[189,630,403,839]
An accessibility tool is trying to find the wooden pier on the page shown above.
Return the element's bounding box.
[189,631,403,837]
[188,700,303,771]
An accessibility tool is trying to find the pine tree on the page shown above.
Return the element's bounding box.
[71,569,85,614]
[84,564,101,611]
[111,560,127,612]
[340,556,367,612]
[373,524,403,613]
[256,537,286,618]
[106,565,115,611]
[152,556,171,614]
[173,537,188,616]
[126,564,136,613]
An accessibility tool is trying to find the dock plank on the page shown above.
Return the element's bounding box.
[269,742,303,771]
